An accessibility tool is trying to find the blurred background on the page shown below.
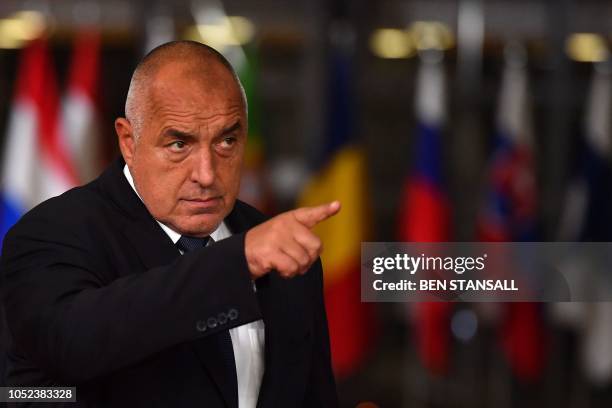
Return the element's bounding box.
[1,0,612,407]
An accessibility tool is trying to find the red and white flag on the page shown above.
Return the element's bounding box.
[62,30,102,183]
[1,38,77,243]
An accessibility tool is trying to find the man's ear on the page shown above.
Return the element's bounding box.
[115,117,136,167]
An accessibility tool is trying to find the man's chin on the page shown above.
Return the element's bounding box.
[174,216,224,237]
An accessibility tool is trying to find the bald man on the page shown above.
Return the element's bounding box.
[1,41,340,407]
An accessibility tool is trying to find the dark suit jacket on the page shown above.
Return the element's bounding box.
[0,158,338,407]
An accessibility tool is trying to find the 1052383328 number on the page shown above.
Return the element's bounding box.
[0,387,76,402]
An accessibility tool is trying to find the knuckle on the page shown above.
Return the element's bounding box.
[290,262,299,274]
[282,266,295,278]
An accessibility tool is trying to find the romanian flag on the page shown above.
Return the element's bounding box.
[477,50,546,383]
[397,51,451,376]
[298,43,374,378]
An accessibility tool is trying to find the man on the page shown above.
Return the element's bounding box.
[1,41,340,407]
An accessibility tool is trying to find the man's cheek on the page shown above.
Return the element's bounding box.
[217,164,238,185]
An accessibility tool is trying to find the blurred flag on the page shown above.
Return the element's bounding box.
[298,25,374,377]
[578,63,612,387]
[554,62,612,386]
[397,50,452,376]
[477,45,546,383]
[477,54,537,242]
[0,39,77,245]
[62,29,102,183]
[572,63,612,243]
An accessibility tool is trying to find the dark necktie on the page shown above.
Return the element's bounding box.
[176,235,238,397]
[176,235,211,253]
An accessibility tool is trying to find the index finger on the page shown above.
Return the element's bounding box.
[292,201,341,229]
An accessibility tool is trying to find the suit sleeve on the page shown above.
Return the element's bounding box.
[304,260,340,407]
[0,217,261,385]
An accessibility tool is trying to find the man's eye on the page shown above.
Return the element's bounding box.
[219,137,237,149]
[169,141,186,151]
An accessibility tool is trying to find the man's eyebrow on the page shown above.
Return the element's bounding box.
[222,121,242,135]
[163,128,197,140]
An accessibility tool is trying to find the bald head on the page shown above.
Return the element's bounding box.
[125,41,247,137]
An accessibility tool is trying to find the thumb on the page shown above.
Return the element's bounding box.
[292,201,341,229]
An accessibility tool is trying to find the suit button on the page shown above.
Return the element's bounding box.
[218,312,228,324]
[207,317,218,328]
[228,309,238,320]
[196,320,207,332]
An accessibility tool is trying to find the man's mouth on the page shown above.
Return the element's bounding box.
[183,197,219,202]
[180,197,222,210]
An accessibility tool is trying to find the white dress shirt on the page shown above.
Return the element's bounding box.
[124,165,264,408]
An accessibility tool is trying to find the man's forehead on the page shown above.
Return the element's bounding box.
[154,106,244,130]
[162,60,238,90]
[148,85,243,118]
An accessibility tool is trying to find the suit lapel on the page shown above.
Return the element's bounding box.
[98,158,179,270]
[121,220,178,271]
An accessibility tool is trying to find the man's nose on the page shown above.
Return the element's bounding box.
[190,147,216,187]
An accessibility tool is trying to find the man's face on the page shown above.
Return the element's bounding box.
[117,63,247,237]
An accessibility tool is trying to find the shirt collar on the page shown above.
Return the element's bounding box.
[123,164,229,244]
